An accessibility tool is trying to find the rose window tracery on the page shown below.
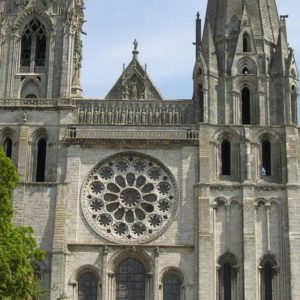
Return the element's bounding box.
[81,152,179,244]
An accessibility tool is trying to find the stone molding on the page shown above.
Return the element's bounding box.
[65,128,199,143]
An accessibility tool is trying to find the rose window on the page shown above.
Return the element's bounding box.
[81,152,179,244]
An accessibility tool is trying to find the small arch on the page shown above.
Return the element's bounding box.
[161,268,184,300]
[260,254,278,300]
[70,265,101,300]
[221,139,231,175]
[21,79,41,98]
[241,87,251,124]
[78,272,99,300]
[3,137,13,158]
[217,253,238,300]
[36,137,47,182]
[261,139,271,176]
[214,197,228,208]
[242,66,249,74]
[243,32,251,52]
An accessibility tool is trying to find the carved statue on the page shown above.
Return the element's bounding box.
[121,108,126,124]
[100,108,106,124]
[93,107,99,124]
[141,109,146,125]
[79,107,85,123]
[86,107,92,124]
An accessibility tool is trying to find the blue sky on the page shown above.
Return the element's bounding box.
[81,0,299,100]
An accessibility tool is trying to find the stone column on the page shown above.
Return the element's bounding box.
[242,186,256,299]
[102,246,108,300]
[50,183,68,300]
[197,184,214,299]
[232,90,240,125]
[153,247,160,300]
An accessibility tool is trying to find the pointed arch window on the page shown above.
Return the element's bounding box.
[163,273,182,300]
[36,138,47,182]
[223,263,232,300]
[21,19,46,68]
[241,87,251,124]
[78,272,98,300]
[291,85,297,124]
[217,253,238,300]
[3,137,12,159]
[116,258,145,300]
[221,140,231,176]
[243,33,251,52]
[260,255,279,300]
[261,140,271,176]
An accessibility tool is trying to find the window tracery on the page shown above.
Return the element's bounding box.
[116,258,145,300]
[163,273,181,300]
[81,152,179,244]
[20,19,46,68]
[78,272,98,300]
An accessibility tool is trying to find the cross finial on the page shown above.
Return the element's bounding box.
[196,12,200,19]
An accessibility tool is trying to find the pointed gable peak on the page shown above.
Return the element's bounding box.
[241,2,251,27]
[105,40,163,101]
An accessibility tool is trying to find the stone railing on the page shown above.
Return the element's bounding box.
[76,100,194,125]
[65,127,199,142]
[0,98,76,108]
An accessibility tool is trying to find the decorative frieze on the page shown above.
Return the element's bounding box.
[0,98,76,108]
[77,101,192,126]
[65,128,199,142]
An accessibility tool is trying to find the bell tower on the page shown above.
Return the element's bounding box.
[0,0,84,99]
[194,0,298,125]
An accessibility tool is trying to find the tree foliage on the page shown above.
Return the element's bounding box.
[0,147,45,299]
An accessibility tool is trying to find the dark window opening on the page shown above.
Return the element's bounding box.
[116,258,145,300]
[291,86,297,124]
[242,87,251,124]
[21,35,32,66]
[4,137,12,158]
[78,272,98,300]
[264,264,273,300]
[242,67,249,74]
[221,140,231,175]
[199,84,204,122]
[243,33,251,52]
[262,140,271,176]
[163,274,181,300]
[223,263,232,300]
[25,94,38,98]
[36,138,46,182]
[35,34,46,67]
[20,19,46,68]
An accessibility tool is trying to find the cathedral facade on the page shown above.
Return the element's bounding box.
[0,0,299,299]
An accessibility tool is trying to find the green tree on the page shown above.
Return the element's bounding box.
[0,147,44,299]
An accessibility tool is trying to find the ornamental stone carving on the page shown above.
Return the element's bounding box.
[81,152,179,244]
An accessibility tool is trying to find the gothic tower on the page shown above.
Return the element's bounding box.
[194,0,298,125]
[194,0,299,299]
[0,0,84,99]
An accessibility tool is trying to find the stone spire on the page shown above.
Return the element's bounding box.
[194,0,298,126]
[204,0,280,44]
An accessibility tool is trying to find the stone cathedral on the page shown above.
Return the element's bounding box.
[0,0,299,299]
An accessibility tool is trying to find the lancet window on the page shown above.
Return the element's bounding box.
[20,19,46,69]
